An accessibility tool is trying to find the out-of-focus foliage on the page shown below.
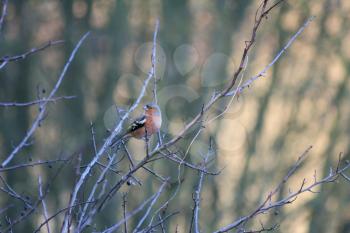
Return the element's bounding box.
[0,0,349,232]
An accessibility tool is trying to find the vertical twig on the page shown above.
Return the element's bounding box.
[90,122,98,156]
[75,154,117,231]
[190,148,210,233]
[121,140,135,167]
[132,180,168,233]
[193,171,204,233]
[115,105,135,168]
[151,19,163,146]
[158,214,166,233]
[102,181,167,233]
[0,0,8,32]
[145,127,150,157]
[123,193,128,233]
[38,176,50,233]
[151,19,159,103]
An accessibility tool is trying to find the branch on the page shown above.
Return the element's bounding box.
[0,95,76,107]
[38,176,50,233]
[1,156,74,233]
[144,0,306,166]
[190,150,210,233]
[240,223,278,233]
[123,193,128,233]
[1,32,89,167]
[193,168,205,233]
[132,180,168,233]
[0,0,8,32]
[225,16,315,96]
[0,158,68,172]
[79,1,305,224]
[53,2,313,231]
[213,153,350,233]
[138,211,179,233]
[0,40,65,70]
[60,21,159,233]
[33,201,96,233]
[102,181,167,233]
[76,153,117,231]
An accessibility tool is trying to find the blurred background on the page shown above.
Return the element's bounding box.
[0,0,350,232]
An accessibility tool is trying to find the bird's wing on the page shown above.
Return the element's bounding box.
[128,115,146,133]
[110,115,147,149]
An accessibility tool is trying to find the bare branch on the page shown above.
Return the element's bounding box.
[61,21,160,232]
[132,180,168,233]
[240,223,279,233]
[145,3,314,169]
[1,32,89,167]
[0,158,68,172]
[189,148,211,233]
[225,16,315,97]
[34,201,96,233]
[0,40,65,70]
[0,0,8,32]
[213,155,350,233]
[138,211,179,233]
[193,169,205,233]
[0,95,76,107]
[102,181,167,233]
[38,176,50,233]
[1,157,74,232]
[123,193,128,233]
[76,154,117,232]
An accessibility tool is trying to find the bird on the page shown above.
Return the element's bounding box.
[110,103,162,147]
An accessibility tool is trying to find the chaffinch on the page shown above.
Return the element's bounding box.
[111,103,162,147]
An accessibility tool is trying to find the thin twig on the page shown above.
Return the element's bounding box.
[0,40,65,70]
[213,154,350,233]
[0,0,8,32]
[38,176,50,233]
[151,19,163,146]
[193,169,205,233]
[75,154,117,232]
[142,165,167,182]
[191,148,210,233]
[0,175,33,208]
[34,201,96,233]
[225,16,315,97]
[102,182,167,233]
[123,193,128,233]
[241,223,278,233]
[132,181,168,233]
[158,214,166,233]
[0,95,76,107]
[1,156,75,233]
[0,158,68,172]
[140,211,180,233]
[90,122,98,156]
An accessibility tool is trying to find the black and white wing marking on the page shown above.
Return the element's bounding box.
[128,115,146,132]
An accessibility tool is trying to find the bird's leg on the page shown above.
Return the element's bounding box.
[145,127,150,157]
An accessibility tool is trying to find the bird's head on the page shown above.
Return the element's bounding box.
[143,103,161,117]
[143,103,158,110]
